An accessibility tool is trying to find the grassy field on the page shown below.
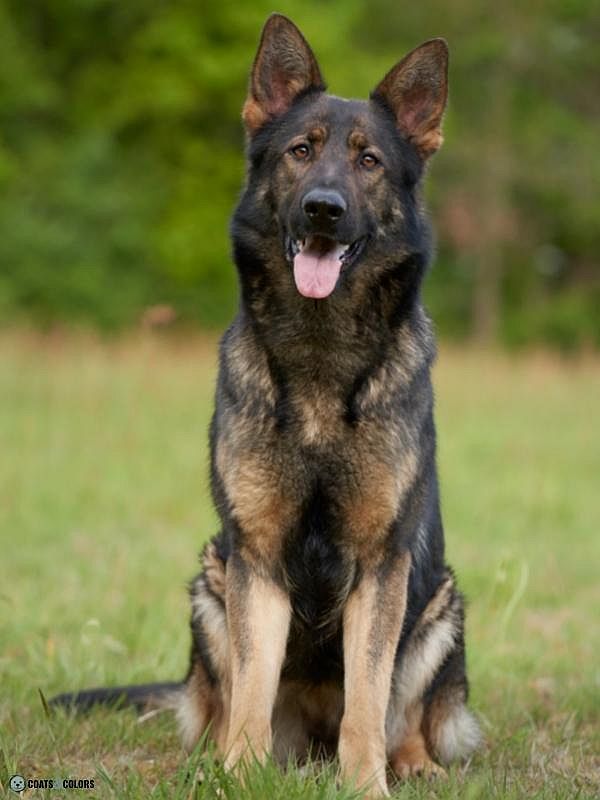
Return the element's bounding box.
[1,332,598,799]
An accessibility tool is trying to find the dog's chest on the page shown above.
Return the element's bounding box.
[217,381,416,567]
[292,384,343,446]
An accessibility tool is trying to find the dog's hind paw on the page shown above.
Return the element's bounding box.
[390,733,447,781]
[393,756,447,780]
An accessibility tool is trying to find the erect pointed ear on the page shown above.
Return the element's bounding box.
[242,14,325,134]
[371,39,449,159]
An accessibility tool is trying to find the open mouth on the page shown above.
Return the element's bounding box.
[286,235,366,299]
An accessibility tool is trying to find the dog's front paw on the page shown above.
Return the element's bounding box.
[338,722,389,797]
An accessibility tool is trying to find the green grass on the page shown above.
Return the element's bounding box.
[1,333,599,799]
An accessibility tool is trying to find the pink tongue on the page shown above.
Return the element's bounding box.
[293,248,342,299]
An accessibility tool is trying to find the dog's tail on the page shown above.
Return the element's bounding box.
[49,681,183,713]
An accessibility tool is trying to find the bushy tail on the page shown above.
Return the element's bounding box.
[49,681,183,713]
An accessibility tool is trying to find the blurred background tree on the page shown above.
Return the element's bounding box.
[0,0,598,348]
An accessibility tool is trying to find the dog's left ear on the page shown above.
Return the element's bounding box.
[371,39,449,159]
[243,14,325,134]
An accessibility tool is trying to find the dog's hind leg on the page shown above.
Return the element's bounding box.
[421,645,481,768]
[386,570,480,778]
[178,541,230,754]
[389,702,446,779]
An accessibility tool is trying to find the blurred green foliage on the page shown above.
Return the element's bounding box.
[0,0,598,347]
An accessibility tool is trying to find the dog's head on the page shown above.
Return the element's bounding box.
[235,14,448,301]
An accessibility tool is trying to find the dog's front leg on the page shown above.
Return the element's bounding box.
[224,555,291,768]
[338,552,411,798]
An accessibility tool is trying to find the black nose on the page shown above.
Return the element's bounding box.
[302,189,347,225]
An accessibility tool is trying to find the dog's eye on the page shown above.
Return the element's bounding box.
[360,153,379,170]
[290,143,311,160]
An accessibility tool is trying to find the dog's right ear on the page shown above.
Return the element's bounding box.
[243,14,325,134]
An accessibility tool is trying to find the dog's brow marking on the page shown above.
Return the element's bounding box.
[308,126,327,143]
[348,130,369,150]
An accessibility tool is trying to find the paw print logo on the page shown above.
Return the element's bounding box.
[9,775,26,793]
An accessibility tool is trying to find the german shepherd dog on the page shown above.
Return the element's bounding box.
[52,14,480,797]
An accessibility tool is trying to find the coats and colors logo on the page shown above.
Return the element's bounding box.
[9,774,95,792]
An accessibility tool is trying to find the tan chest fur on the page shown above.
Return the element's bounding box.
[215,386,418,567]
